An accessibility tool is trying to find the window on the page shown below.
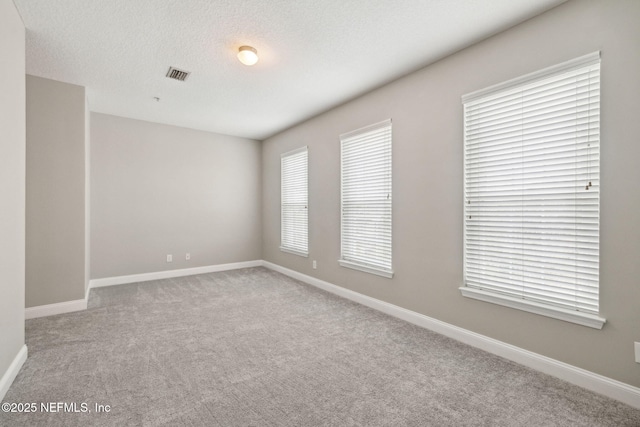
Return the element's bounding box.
[280,146,308,257]
[340,119,393,278]
[461,52,604,329]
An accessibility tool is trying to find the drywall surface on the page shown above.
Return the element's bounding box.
[90,113,262,279]
[0,0,26,385]
[262,0,640,387]
[26,75,87,307]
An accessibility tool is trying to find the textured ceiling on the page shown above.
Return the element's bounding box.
[14,0,566,140]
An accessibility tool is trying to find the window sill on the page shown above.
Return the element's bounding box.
[280,247,308,258]
[459,286,606,330]
[339,259,393,279]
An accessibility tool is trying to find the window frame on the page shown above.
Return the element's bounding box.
[460,52,605,329]
[280,146,309,257]
[339,119,393,278]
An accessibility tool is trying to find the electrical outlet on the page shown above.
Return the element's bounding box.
[166,254,172,263]
[313,260,317,269]
[186,253,190,261]
[635,342,640,364]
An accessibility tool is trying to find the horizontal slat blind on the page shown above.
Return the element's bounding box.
[463,53,600,315]
[340,119,392,274]
[281,146,308,256]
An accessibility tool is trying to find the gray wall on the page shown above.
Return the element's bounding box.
[262,0,640,387]
[90,113,262,279]
[26,75,87,307]
[0,0,26,384]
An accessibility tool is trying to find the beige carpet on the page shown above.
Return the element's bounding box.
[1,267,639,426]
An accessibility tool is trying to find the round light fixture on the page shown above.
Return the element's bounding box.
[237,45,259,66]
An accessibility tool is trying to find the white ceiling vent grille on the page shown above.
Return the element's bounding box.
[166,67,190,81]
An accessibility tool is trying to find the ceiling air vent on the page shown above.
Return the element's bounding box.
[166,67,190,81]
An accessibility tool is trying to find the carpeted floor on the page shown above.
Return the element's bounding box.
[1,267,639,426]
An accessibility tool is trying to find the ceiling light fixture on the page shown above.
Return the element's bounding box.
[237,46,258,66]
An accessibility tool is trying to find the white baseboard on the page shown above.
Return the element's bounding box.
[0,345,27,402]
[89,260,263,288]
[25,298,87,320]
[25,261,263,320]
[262,261,640,410]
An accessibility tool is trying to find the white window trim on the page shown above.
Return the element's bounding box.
[459,287,605,329]
[461,52,605,329]
[280,146,308,257]
[338,259,393,279]
[339,119,394,279]
[280,246,309,258]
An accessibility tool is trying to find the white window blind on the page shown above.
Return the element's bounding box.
[461,52,604,329]
[340,119,393,278]
[280,146,308,257]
